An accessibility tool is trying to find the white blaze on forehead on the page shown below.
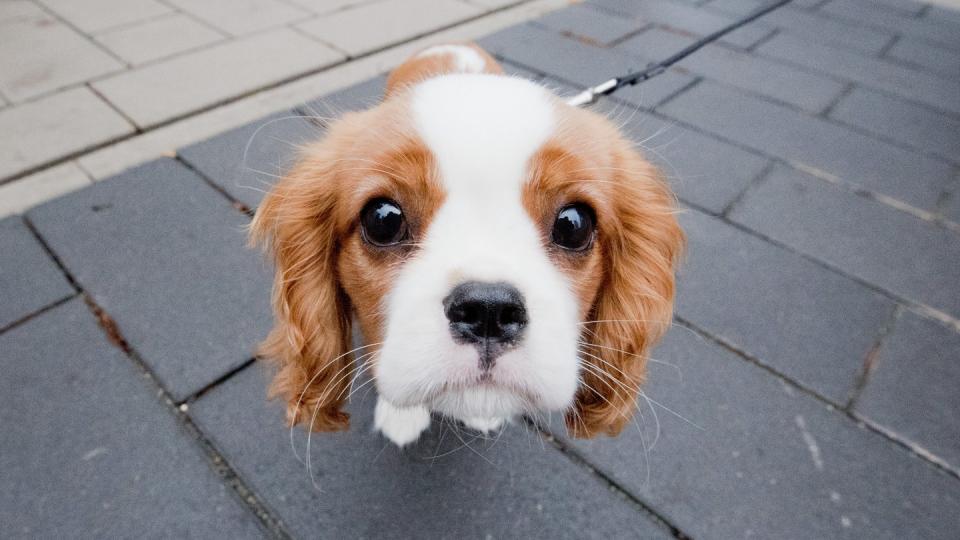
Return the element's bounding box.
[416,45,487,73]
[411,74,555,197]
[377,74,580,417]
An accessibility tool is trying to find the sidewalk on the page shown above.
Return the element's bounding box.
[2,0,959,538]
[0,0,565,216]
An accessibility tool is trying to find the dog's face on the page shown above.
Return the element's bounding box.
[252,64,682,439]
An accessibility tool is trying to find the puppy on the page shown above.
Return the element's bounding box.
[251,43,684,447]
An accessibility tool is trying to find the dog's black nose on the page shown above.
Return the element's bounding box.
[443,281,527,366]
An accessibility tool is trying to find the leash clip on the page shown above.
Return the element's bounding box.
[566,78,618,107]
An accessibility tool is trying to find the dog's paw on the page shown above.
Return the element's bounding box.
[374,398,431,447]
[462,416,504,434]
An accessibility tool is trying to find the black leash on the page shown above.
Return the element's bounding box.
[567,0,794,106]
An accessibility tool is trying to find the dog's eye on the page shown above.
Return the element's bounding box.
[552,203,595,251]
[361,198,407,246]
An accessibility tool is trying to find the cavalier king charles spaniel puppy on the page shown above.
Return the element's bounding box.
[251,43,684,447]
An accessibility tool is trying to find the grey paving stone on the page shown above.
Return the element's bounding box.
[588,0,773,49]
[829,86,960,164]
[705,0,896,54]
[660,81,953,209]
[820,0,960,50]
[855,311,960,471]
[885,37,960,79]
[854,0,927,15]
[531,3,644,46]
[552,328,960,539]
[179,110,320,208]
[728,166,960,318]
[675,207,894,402]
[478,24,695,109]
[618,27,846,112]
[944,182,960,223]
[298,74,387,121]
[0,299,264,538]
[27,158,273,401]
[757,34,960,116]
[190,365,671,539]
[0,217,73,330]
[178,76,387,209]
[602,101,770,213]
[924,4,960,25]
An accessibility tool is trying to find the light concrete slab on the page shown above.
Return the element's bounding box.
[0,1,123,102]
[92,28,345,128]
[296,0,482,56]
[0,87,133,180]
[94,14,224,65]
[0,162,92,218]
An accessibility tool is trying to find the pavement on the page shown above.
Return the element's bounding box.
[1,0,959,538]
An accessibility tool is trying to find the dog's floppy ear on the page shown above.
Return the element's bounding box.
[250,145,354,432]
[567,148,684,438]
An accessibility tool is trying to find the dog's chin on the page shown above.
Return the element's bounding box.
[374,349,579,424]
[429,385,532,421]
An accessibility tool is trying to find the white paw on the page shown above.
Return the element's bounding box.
[462,416,504,434]
[374,398,431,447]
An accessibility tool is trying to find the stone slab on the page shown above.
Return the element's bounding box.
[676,206,895,402]
[0,217,73,330]
[553,328,960,539]
[0,299,264,538]
[27,158,273,401]
[855,311,960,471]
[478,23,695,109]
[92,28,344,128]
[758,33,960,117]
[618,27,846,113]
[178,110,320,209]
[296,0,481,57]
[829,86,960,164]
[0,87,134,180]
[0,1,124,102]
[659,81,954,210]
[729,165,960,318]
[190,365,672,539]
[94,13,224,65]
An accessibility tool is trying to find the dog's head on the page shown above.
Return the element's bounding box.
[251,44,683,438]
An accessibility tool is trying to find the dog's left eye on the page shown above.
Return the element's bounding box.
[552,203,595,251]
[361,198,407,246]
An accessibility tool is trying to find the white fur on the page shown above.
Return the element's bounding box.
[373,74,582,446]
[374,398,431,447]
[416,44,487,73]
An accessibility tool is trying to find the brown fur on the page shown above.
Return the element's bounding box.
[250,97,445,431]
[527,105,684,438]
[385,43,501,97]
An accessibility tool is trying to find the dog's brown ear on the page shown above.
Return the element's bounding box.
[385,42,502,98]
[250,145,354,432]
[567,148,684,438]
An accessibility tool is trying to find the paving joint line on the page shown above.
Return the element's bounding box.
[0,0,546,187]
[0,292,79,337]
[30,0,133,69]
[521,417,693,539]
[20,217,292,539]
[719,160,776,217]
[672,316,960,481]
[844,304,902,410]
[180,357,259,406]
[174,155,255,216]
[681,195,960,334]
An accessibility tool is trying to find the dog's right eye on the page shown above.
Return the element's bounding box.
[360,198,407,246]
